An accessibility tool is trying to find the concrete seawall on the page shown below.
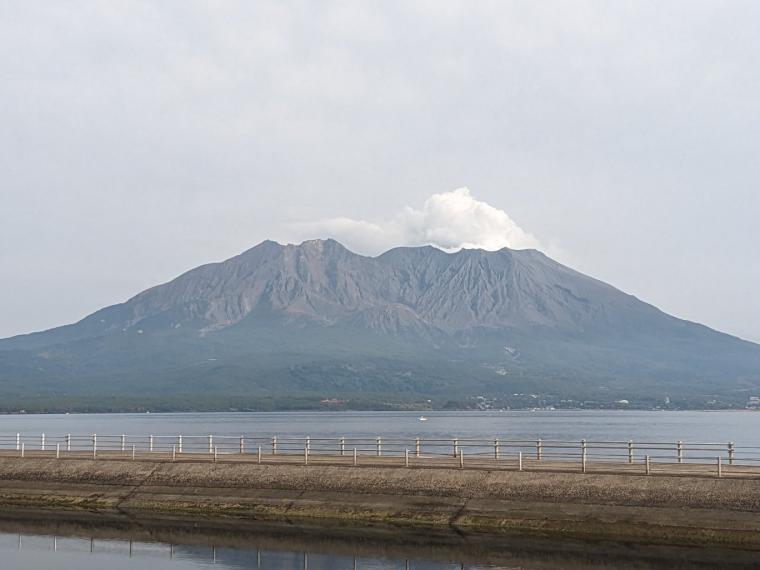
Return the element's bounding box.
[1,457,759,548]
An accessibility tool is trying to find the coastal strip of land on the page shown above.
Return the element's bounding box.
[1,457,759,548]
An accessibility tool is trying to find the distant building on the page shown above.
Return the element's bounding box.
[747,396,760,409]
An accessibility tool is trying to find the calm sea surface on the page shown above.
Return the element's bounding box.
[0,410,758,445]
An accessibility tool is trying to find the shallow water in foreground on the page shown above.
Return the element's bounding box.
[0,535,472,570]
[5,534,449,570]
[0,518,758,570]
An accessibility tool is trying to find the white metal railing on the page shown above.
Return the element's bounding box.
[1,433,757,477]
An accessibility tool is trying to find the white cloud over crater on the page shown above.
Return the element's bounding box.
[295,188,542,255]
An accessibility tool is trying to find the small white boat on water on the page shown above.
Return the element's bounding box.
[418,416,428,422]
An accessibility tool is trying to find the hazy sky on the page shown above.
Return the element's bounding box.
[2,1,759,343]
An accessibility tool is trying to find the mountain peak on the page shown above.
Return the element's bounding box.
[293,237,348,251]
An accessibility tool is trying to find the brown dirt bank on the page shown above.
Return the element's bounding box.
[0,457,759,548]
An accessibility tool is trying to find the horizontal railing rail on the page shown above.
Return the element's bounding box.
[1,433,758,478]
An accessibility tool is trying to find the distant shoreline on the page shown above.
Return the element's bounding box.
[0,407,758,415]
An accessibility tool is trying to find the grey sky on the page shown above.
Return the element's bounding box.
[1,1,759,342]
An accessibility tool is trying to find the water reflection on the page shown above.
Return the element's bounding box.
[1,533,468,569]
[0,514,757,569]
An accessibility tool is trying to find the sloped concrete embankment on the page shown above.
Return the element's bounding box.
[0,458,759,547]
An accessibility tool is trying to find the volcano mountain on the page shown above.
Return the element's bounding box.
[1,239,758,411]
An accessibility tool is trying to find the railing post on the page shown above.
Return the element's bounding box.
[453,438,459,458]
[537,438,543,461]
[56,444,60,460]
[240,435,244,454]
[494,438,500,460]
[728,442,734,465]
[132,445,136,461]
[20,443,24,458]
[258,445,262,464]
[304,445,309,465]
[208,435,213,454]
[121,434,126,452]
[214,446,218,463]
[41,433,45,451]
[149,435,154,452]
[172,445,176,462]
[518,451,523,472]
[376,437,382,457]
[272,436,277,455]
[306,436,311,453]
[405,449,409,468]
[645,455,651,475]
[353,448,358,466]
[178,434,183,454]
[92,434,97,460]
[459,451,464,469]
[340,437,346,456]
[628,440,634,464]
[581,439,587,473]
[15,433,20,451]
[717,456,722,478]
[415,438,421,458]
[677,440,683,464]
[66,434,71,452]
